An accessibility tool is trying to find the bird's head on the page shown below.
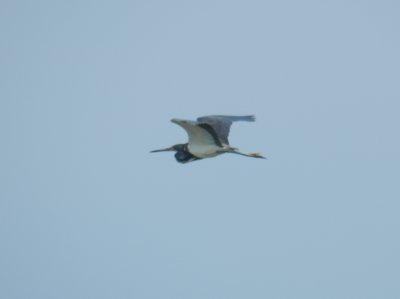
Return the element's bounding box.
[150,143,198,164]
[150,143,185,153]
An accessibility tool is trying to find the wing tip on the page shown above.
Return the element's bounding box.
[238,115,255,122]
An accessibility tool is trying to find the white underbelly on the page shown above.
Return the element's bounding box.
[189,143,222,158]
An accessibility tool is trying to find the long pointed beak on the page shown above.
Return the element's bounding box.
[150,146,174,153]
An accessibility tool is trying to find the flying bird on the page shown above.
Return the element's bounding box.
[151,115,266,163]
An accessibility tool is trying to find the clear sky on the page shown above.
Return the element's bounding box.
[1,1,400,298]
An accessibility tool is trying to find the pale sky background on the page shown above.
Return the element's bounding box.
[1,1,400,298]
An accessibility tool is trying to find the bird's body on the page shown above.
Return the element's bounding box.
[151,115,265,163]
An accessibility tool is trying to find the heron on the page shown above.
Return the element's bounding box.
[151,115,266,163]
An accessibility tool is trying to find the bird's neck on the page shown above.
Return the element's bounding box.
[176,144,201,163]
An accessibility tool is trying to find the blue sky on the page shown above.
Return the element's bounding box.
[1,1,400,298]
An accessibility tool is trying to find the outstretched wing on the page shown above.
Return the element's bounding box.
[197,115,255,145]
[171,119,223,147]
[171,118,224,158]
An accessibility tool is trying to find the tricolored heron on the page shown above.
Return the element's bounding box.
[151,115,266,163]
